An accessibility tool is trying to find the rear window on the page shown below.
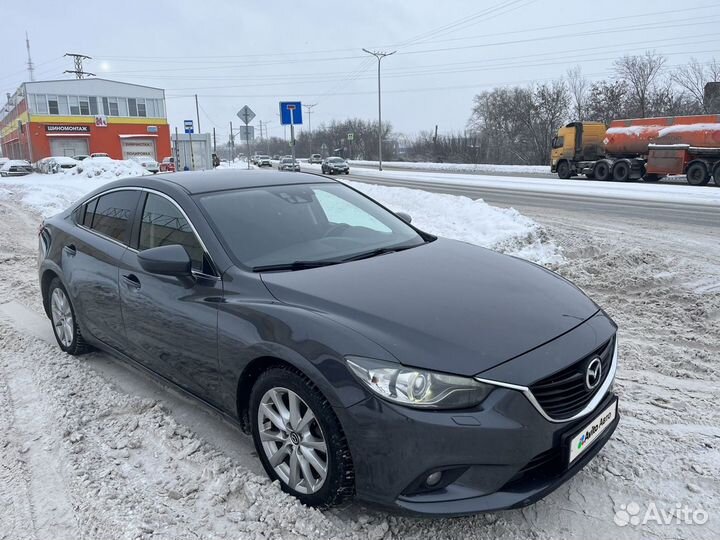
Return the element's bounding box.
[87,190,140,244]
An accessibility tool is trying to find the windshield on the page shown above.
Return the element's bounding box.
[198,182,426,269]
[328,158,345,163]
[281,158,293,163]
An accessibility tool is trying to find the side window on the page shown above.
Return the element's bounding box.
[89,190,139,244]
[552,136,565,149]
[82,198,98,226]
[138,193,205,272]
[314,189,391,233]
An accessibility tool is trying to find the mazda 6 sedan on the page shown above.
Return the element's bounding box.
[38,170,619,516]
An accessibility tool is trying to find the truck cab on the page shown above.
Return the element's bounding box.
[550,122,606,178]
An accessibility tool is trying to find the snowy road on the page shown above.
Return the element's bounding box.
[0,174,718,539]
[298,164,720,227]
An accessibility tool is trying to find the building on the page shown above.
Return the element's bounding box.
[0,78,171,161]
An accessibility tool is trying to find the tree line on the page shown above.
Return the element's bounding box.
[216,52,720,165]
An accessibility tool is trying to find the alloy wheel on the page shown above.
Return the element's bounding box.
[50,287,74,347]
[257,387,328,494]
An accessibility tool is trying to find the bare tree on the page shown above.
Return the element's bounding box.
[673,57,720,112]
[566,65,589,120]
[614,51,667,117]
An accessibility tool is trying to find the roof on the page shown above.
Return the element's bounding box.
[22,77,165,92]
[150,169,333,195]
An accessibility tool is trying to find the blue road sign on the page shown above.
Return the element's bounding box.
[279,101,302,125]
[184,120,194,134]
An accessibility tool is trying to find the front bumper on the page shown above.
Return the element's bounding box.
[337,387,618,517]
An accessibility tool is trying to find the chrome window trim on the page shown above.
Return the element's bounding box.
[74,186,220,280]
[475,338,618,424]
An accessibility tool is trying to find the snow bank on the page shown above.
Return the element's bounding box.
[65,157,151,179]
[348,160,550,175]
[344,180,563,265]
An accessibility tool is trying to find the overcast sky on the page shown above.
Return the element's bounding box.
[3,0,719,142]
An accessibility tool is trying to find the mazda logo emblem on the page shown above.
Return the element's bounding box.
[585,357,602,390]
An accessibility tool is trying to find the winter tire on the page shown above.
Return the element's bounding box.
[48,278,90,355]
[593,161,611,181]
[686,162,709,186]
[612,161,630,182]
[250,367,354,508]
[556,160,571,179]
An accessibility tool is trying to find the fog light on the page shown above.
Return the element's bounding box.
[425,471,442,487]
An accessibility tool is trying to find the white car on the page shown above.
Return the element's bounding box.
[39,156,80,174]
[0,159,33,177]
[132,156,160,174]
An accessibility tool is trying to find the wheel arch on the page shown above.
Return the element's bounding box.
[40,268,60,318]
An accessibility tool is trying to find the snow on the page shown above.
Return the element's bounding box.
[606,125,660,136]
[658,123,720,136]
[342,180,563,265]
[348,159,550,175]
[0,158,150,217]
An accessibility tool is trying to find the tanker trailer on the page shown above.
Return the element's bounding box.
[550,114,720,185]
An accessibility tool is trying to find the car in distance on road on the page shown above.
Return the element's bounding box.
[72,154,89,161]
[132,156,160,174]
[321,156,350,175]
[0,159,33,176]
[308,154,322,164]
[90,152,111,159]
[256,155,272,167]
[278,157,300,171]
[159,157,176,173]
[38,170,619,516]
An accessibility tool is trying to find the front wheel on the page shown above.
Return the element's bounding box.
[557,160,571,179]
[48,278,90,355]
[250,367,354,508]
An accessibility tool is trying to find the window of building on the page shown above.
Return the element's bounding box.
[58,95,69,115]
[69,96,80,115]
[128,98,138,117]
[102,97,109,116]
[118,98,128,117]
[88,190,140,244]
[146,99,156,117]
[106,97,119,116]
[136,98,147,117]
[156,99,165,117]
[139,193,205,272]
[89,96,98,115]
[35,94,48,114]
[47,95,59,115]
[79,97,90,115]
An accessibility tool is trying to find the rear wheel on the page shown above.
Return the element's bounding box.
[250,367,354,508]
[557,160,571,179]
[712,163,720,186]
[612,161,630,182]
[48,278,90,355]
[593,161,611,181]
[686,162,710,186]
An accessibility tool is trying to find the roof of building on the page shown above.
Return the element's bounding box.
[22,78,165,92]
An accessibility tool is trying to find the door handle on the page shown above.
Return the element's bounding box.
[122,273,141,289]
[63,244,77,256]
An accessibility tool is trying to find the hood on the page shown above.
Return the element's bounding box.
[261,238,598,376]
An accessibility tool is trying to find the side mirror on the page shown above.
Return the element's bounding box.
[396,211,412,224]
[138,244,192,276]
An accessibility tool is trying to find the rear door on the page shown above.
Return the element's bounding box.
[64,189,141,352]
[119,191,221,399]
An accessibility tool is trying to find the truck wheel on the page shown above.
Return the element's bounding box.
[612,161,630,182]
[557,161,571,179]
[712,163,720,186]
[593,161,611,181]
[686,162,709,186]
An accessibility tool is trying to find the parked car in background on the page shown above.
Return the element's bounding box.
[72,154,89,161]
[278,157,300,171]
[0,157,9,167]
[159,157,176,173]
[256,155,272,167]
[90,153,110,159]
[132,156,160,174]
[34,157,53,173]
[40,156,80,174]
[308,154,322,164]
[0,159,33,177]
[212,153,220,168]
[272,154,279,160]
[321,157,350,175]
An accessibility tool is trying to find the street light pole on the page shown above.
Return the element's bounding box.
[362,48,395,171]
[303,103,316,153]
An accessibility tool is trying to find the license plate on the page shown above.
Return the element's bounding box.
[569,399,618,463]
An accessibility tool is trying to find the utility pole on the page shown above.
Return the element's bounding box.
[212,127,216,153]
[25,32,35,81]
[229,121,235,162]
[303,103,316,153]
[194,94,201,134]
[64,53,94,79]
[362,49,395,171]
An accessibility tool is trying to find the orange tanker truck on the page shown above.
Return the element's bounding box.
[550,114,720,185]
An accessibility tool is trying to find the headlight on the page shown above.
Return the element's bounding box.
[346,356,493,409]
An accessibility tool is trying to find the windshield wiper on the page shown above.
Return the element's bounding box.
[252,260,342,272]
[340,244,420,262]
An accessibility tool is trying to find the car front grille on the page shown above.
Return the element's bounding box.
[529,336,615,421]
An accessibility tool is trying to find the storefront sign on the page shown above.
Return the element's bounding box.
[147,125,158,133]
[95,115,108,127]
[45,125,90,133]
